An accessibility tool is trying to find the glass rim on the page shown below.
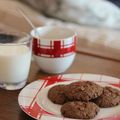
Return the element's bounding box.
[0,32,31,46]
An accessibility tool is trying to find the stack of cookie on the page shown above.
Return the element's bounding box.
[48,81,120,119]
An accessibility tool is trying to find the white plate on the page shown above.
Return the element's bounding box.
[18,73,120,120]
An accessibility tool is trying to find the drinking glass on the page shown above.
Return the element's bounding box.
[0,33,32,90]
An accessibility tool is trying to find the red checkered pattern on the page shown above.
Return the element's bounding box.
[18,74,120,120]
[32,36,76,58]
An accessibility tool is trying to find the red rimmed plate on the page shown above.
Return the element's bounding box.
[18,73,120,120]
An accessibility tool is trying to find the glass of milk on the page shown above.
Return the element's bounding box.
[0,33,32,90]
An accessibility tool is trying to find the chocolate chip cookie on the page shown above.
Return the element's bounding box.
[93,86,120,107]
[48,85,68,104]
[61,101,100,119]
[65,81,103,101]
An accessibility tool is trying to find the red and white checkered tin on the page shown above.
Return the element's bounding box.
[31,26,77,73]
[18,73,120,120]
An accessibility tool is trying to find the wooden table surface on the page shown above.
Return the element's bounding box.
[0,52,120,120]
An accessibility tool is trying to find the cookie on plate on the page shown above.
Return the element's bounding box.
[61,101,100,119]
[48,85,68,104]
[93,86,120,107]
[65,81,103,101]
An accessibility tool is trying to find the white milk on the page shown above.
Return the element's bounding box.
[0,45,31,84]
